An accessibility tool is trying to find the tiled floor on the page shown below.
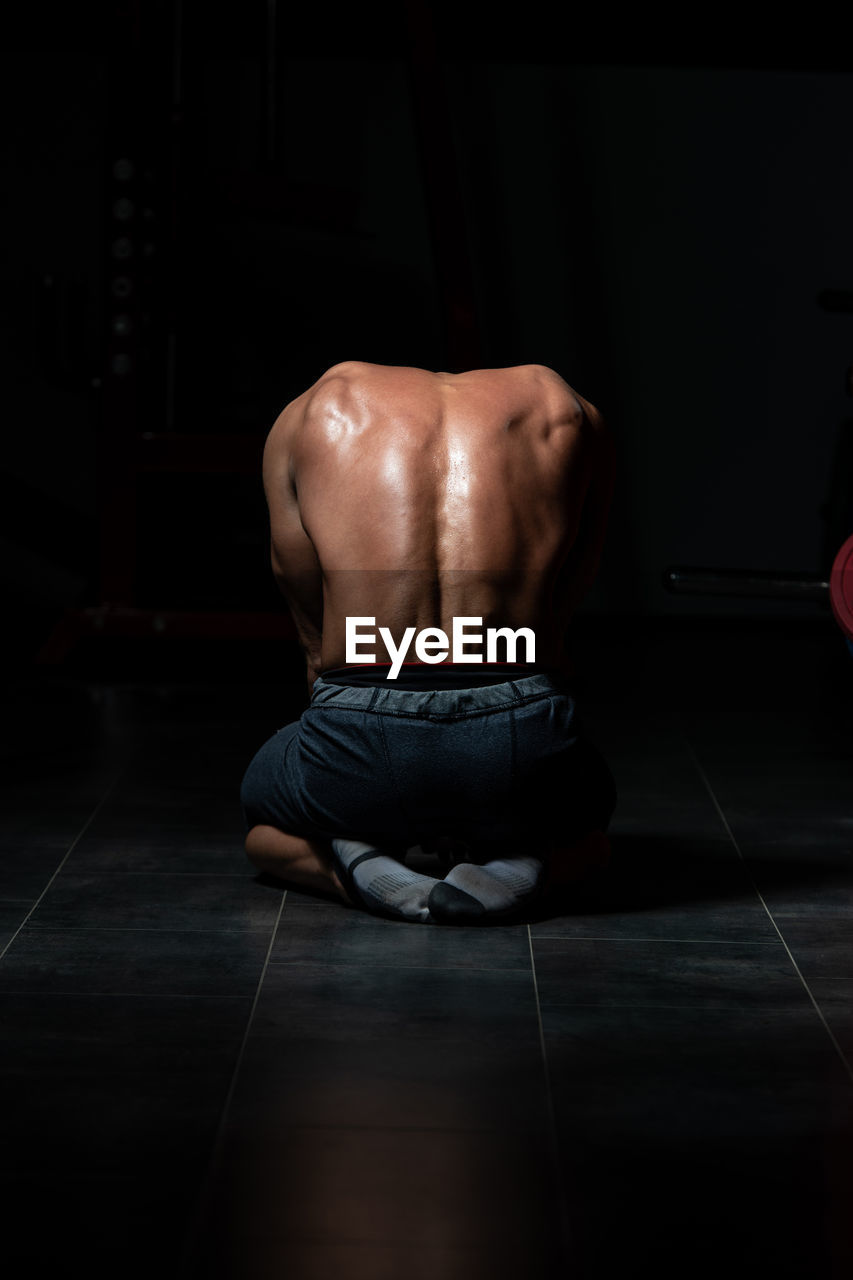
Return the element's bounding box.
[2,618,852,1279]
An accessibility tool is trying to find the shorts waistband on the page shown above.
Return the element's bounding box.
[310,671,567,717]
[320,663,549,691]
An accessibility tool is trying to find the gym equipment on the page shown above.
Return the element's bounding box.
[38,0,479,663]
[663,532,853,642]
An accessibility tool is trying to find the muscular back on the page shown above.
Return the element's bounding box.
[263,362,614,678]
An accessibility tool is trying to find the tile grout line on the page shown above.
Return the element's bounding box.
[179,886,288,1277]
[0,771,124,962]
[685,737,853,1088]
[526,935,783,946]
[527,923,573,1268]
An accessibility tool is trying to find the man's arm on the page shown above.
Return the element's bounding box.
[262,403,324,689]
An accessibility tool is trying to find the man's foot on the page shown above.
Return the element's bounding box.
[428,854,545,923]
[245,824,352,903]
[331,838,440,923]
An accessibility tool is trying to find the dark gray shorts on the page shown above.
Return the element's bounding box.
[240,673,616,852]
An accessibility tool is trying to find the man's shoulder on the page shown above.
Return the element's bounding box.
[496,363,574,401]
[311,360,407,393]
[265,364,360,446]
[312,359,372,386]
[265,363,389,475]
[521,365,606,432]
[494,364,590,429]
[302,361,415,417]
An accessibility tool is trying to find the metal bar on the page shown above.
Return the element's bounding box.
[663,565,830,603]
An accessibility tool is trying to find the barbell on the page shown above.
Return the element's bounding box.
[663,532,853,642]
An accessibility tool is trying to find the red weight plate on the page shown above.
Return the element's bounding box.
[830,533,853,641]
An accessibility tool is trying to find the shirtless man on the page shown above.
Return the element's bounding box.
[240,361,617,923]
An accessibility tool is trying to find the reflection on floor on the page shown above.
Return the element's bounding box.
[2,618,853,1279]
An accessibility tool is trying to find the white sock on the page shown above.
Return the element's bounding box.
[331,838,439,923]
[428,856,544,922]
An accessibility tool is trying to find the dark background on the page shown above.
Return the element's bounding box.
[3,0,853,674]
[3,10,853,1277]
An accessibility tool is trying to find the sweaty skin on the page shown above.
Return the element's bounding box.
[262,361,615,687]
[246,361,616,903]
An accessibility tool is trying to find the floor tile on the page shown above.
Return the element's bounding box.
[0,900,32,951]
[806,980,853,1064]
[84,779,246,836]
[191,1126,561,1262]
[0,803,107,849]
[773,915,853,979]
[531,834,777,942]
[25,870,282,931]
[270,900,531,968]
[1,991,250,1172]
[542,1003,851,1142]
[250,962,541,1045]
[543,1004,853,1279]
[223,1031,549,1134]
[4,637,853,1280]
[69,833,249,874]
[0,924,274,996]
[84,801,246,842]
[738,842,853,914]
[532,936,806,1010]
[694,759,853,848]
[602,744,727,840]
[0,844,70,900]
